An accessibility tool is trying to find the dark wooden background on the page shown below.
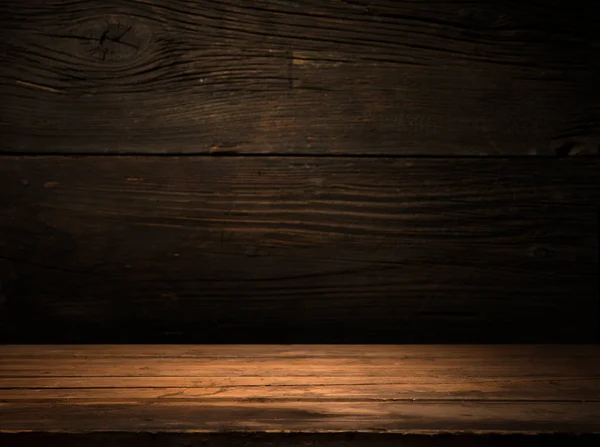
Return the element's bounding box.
[0,0,598,343]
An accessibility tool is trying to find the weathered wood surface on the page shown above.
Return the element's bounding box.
[2,344,592,358]
[2,433,600,447]
[1,0,598,155]
[0,432,600,447]
[2,345,600,402]
[0,157,598,343]
[1,345,599,434]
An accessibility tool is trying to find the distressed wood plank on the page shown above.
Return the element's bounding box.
[1,0,598,155]
[2,346,599,402]
[0,344,595,358]
[2,401,600,434]
[0,157,598,343]
[2,358,599,378]
[0,345,599,434]
[3,381,600,402]
[3,356,600,378]
[2,433,600,447]
[3,376,600,395]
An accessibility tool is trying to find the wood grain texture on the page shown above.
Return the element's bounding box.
[1,0,599,155]
[0,157,598,343]
[4,401,600,434]
[2,346,600,402]
[1,345,599,435]
[1,344,593,357]
[2,433,600,447]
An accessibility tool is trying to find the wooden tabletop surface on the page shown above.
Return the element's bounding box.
[1,345,599,434]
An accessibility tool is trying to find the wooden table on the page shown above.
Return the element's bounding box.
[1,345,599,445]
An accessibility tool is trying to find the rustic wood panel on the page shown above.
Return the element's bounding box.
[4,401,600,433]
[1,0,598,155]
[4,357,600,379]
[2,434,599,447]
[1,344,592,358]
[1,345,599,435]
[2,346,600,402]
[4,381,600,402]
[5,376,599,397]
[0,157,598,343]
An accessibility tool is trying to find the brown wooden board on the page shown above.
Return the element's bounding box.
[2,345,600,402]
[2,434,600,447]
[0,344,593,358]
[1,345,599,435]
[0,157,598,343]
[4,401,600,433]
[1,0,598,155]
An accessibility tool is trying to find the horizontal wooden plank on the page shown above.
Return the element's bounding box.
[2,434,600,447]
[2,346,599,383]
[2,401,600,434]
[3,347,600,400]
[3,346,598,403]
[1,345,599,434]
[1,344,595,358]
[3,382,600,402]
[0,157,598,343]
[3,376,600,395]
[1,0,598,155]
[4,357,600,378]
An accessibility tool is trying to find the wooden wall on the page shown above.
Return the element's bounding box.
[0,0,598,343]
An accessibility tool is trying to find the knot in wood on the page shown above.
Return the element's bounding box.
[75,18,149,63]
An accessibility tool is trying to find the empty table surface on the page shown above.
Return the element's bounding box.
[1,345,599,435]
